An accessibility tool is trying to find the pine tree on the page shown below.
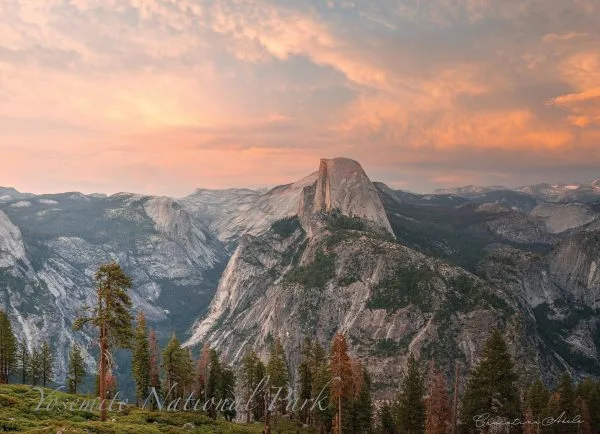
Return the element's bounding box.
[221,362,237,421]
[29,346,42,386]
[67,344,86,394]
[394,354,425,434]
[378,402,397,434]
[148,329,161,394]
[425,363,451,434]
[241,350,263,423]
[576,377,600,430]
[575,397,592,434]
[267,338,289,418]
[205,349,222,419]
[526,377,550,422]
[351,364,373,433]
[73,261,133,422]
[161,332,192,399]
[312,340,333,432]
[460,329,520,433]
[196,343,210,401]
[297,338,314,424]
[16,340,29,384]
[40,341,54,387]
[553,373,577,434]
[0,310,17,384]
[132,311,151,404]
[329,333,353,434]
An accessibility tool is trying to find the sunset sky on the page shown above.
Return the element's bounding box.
[1,0,599,196]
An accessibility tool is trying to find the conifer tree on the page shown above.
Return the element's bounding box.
[196,343,210,401]
[267,338,289,418]
[525,377,550,422]
[311,340,333,432]
[29,346,42,386]
[297,337,314,424]
[378,402,397,434]
[221,362,237,421]
[67,344,86,394]
[394,354,425,434]
[241,350,263,423]
[329,333,353,434]
[576,377,600,430]
[132,311,151,404]
[425,363,451,434]
[351,363,373,433]
[16,340,29,384]
[40,341,54,387]
[553,373,577,434]
[460,329,520,433]
[0,310,17,384]
[148,329,161,394]
[161,332,191,398]
[575,397,592,434]
[73,261,133,422]
[205,348,222,419]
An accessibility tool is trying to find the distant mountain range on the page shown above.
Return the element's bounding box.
[1,158,599,398]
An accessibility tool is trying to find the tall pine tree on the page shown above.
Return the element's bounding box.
[394,354,425,434]
[29,346,42,386]
[267,338,289,418]
[425,363,451,434]
[460,329,520,433]
[329,333,353,434]
[67,344,86,394]
[240,350,263,423]
[132,311,151,404]
[0,310,17,384]
[148,329,161,394]
[73,261,133,422]
[16,340,29,384]
[40,341,54,387]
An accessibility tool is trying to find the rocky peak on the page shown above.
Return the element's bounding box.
[299,157,393,235]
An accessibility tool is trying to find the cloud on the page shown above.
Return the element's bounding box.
[0,0,599,195]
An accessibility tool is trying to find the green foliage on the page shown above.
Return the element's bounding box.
[0,383,307,433]
[266,339,289,409]
[73,261,134,350]
[393,354,425,433]
[284,249,335,289]
[372,339,405,357]
[161,333,193,399]
[0,311,17,384]
[525,377,550,421]
[367,266,435,312]
[239,351,265,423]
[460,329,520,433]
[377,402,396,433]
[132,312,151,404]
[533,303,600,375]
[40,341,54,388]
[271,216,303,238]
[67,345,86,394]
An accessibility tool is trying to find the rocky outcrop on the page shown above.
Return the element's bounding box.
[299,158,393,236]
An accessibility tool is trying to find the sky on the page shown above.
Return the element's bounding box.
[1,0,599,196]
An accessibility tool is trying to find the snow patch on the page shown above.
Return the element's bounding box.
[39,199,59,205]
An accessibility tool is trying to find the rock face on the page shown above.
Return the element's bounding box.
[2,158,600,397]
[0,193,228,383]
[299,158,393,236]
